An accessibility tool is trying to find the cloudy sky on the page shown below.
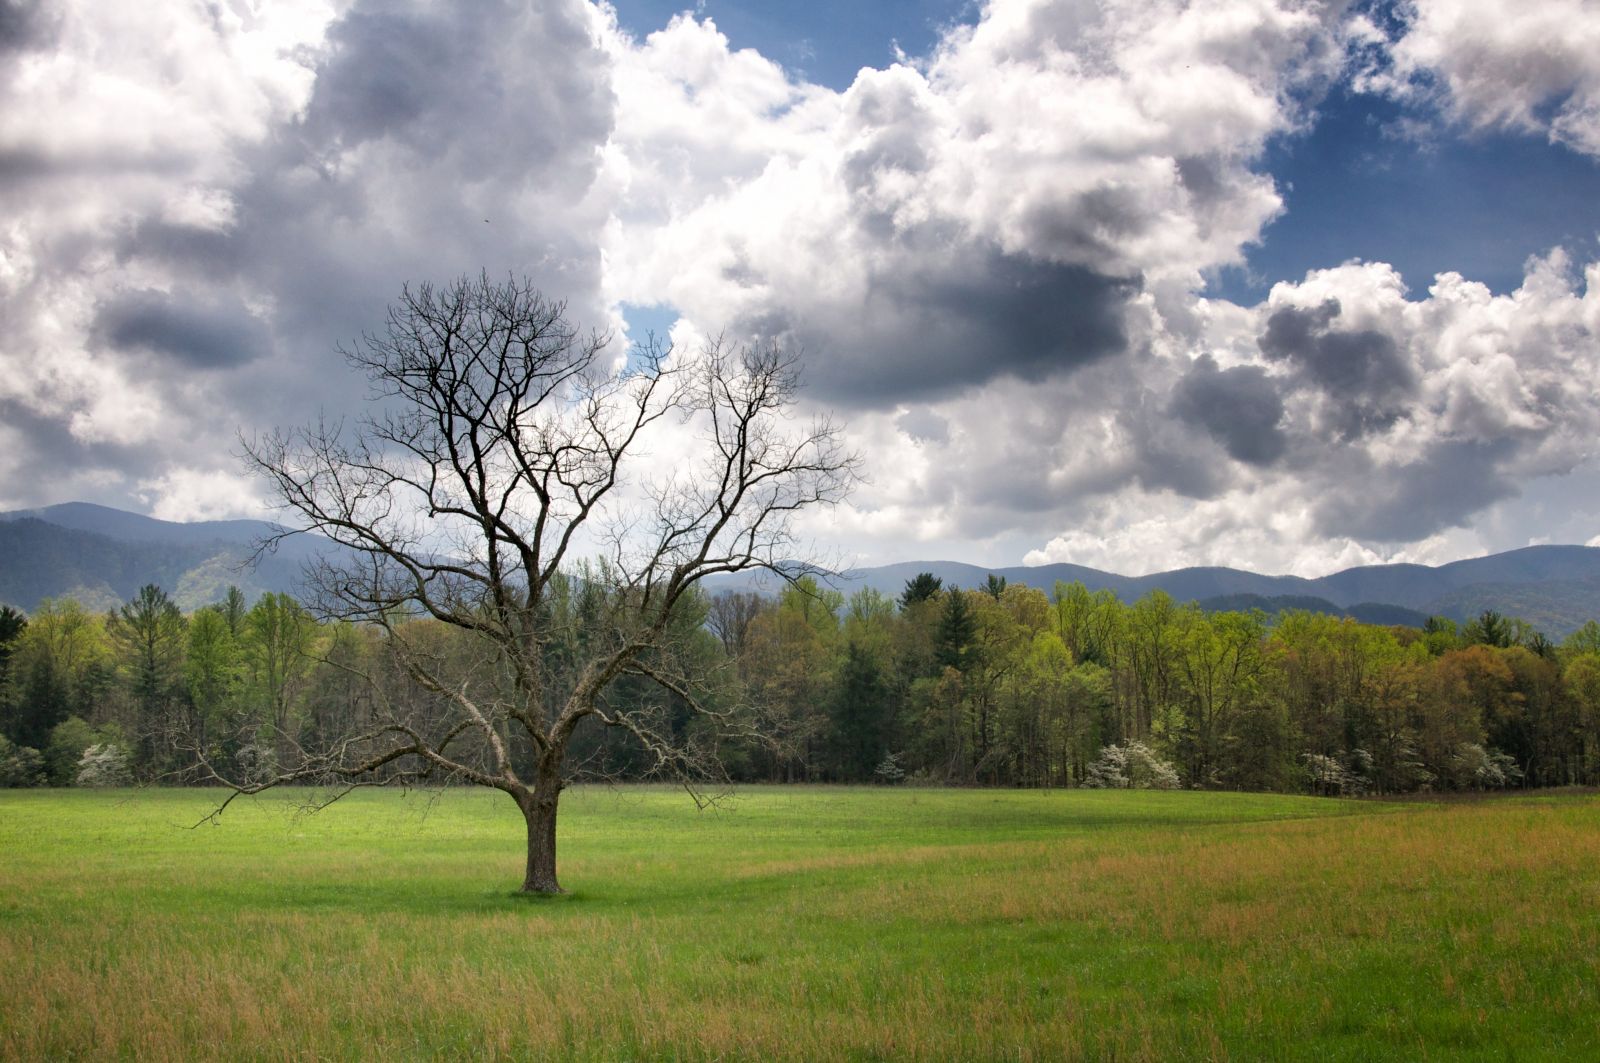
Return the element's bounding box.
[2,0,1598,576]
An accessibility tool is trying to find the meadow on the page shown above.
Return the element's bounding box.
[1,786,1597,1061]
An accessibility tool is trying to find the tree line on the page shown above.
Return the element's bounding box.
[723,574,1600,793]
[0,587,329,788]
[3,575,1598,795]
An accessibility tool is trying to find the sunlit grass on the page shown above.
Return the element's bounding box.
[2,786,1596,1060]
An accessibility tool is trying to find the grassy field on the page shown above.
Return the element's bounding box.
[1,786,1597,1060]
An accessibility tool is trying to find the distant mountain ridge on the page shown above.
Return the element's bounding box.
[823,548,1600,615]
[1191,594,1433,628]
[727,549,1600,637]
[3,503,1598,635]
[0,501,281,547]
[0,502,327,613]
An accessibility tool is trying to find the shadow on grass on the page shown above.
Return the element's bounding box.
[504,889,587,905]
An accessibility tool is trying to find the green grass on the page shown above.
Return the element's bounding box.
[2,785,1597,1060]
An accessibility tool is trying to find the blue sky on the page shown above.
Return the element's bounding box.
[2,0,1599,575]
[609,0,979,91]
[1220,86,1600,302]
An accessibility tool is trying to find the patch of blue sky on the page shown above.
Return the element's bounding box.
[620,301,681,368]
[606,0,978,91]
[1211,86,1600,304]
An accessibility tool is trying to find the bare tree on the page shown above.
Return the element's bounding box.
[706,590,768,665]
[208,274,857,893]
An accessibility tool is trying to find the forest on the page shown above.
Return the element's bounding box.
[3,573,1599,797]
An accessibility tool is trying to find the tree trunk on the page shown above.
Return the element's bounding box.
[519,763,563,894]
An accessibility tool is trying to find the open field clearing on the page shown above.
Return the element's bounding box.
[2,787,1598,1060]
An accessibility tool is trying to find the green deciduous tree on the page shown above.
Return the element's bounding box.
[0,605,25,694]
[184,607,242,755]
[1172,607,1266,787]
[6,599,108,753]
[241,592,319,750]
[744,577,842,781]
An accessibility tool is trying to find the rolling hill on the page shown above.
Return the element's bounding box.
[3,503,1598,635]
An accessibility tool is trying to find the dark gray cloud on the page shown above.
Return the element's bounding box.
[1258,298,1414,438]
[0,0,56,54]
[0,143,192,188]
[1312,439,1520,542]
[1018,184,1155,265]
[0,145,54,185]
[93,289,270,368]
[1169,355,1287,466]
[1174,155,1227,205]
[115,220,245,278]
[301,10,457,149]
[301,0,612,178]
[1127,404,1233,498]
[768,241,1135,407]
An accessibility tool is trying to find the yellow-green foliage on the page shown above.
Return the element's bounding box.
[2,787,1597,1060]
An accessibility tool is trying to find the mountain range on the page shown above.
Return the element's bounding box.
[0,502,325,613]
[801,554,1600,636]
[3,502,1598,635]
